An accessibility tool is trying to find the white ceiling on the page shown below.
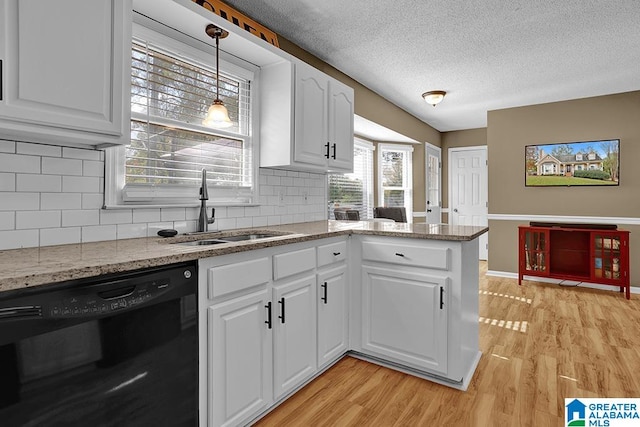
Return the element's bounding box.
[221,0,640,132]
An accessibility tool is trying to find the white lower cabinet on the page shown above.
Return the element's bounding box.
[272,274,317,400]
[317,265,348,368]
[361,265,448,374]
[209,289,273,427]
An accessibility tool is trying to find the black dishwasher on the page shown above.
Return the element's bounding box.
[0,262,198,427]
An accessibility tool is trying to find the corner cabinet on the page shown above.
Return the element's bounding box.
[351,236,481,390]
[0,0,131,147]
[260,59,354,173]
[518,224,631,299]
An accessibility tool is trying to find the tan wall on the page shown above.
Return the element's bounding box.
[440,128,487,223]
[487,90,640,285]
[277,37,439,221]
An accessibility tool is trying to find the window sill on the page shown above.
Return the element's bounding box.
[103,202,261,210]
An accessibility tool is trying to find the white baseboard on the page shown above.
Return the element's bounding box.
[486,270,640,294]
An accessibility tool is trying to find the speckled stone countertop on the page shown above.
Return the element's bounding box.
[0,220,488,293]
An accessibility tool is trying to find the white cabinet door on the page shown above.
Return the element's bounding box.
[293,62,329,167]
[209,289,273,427]
[317,265,348,367]
[361,265,448,375]
[273,274,317,400]
[0,0,130,146]
[327,79,354,172]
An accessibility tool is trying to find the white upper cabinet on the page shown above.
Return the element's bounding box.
[260,59,354,173]
[0,0,131,147]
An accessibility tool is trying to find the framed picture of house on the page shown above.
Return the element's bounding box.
[525,139,620,187]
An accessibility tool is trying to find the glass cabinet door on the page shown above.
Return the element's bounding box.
[522,229,549,274]
[593,233,622,281]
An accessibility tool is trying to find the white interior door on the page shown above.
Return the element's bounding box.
[425,143,442,224]
[449,147,488,260]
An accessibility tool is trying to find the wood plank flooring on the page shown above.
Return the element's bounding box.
[255,262,640,426]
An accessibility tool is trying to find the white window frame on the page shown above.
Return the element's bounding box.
[377,143,413,223]
[105,23,260,208]
[328,137,374,219]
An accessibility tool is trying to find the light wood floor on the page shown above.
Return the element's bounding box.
[255,262,640,426]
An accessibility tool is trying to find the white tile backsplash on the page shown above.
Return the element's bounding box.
[0,212,15,230]
[0,229,39,250]
[82,224,116,242]
[16,174,62,192]
[62,176,100,193]
[41,193,82,210]
[16,210,61,229]
[0,140,16,153]
[42,157,83,176]
[40,227,81,246]
[0,193,40,211]
[0,142,328,249]
[0,153,40,173]
[16,142,61,157]
[0,173,16,191]
[62,209,100,227]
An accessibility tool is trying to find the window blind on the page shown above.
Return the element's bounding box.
[125,41,252,201]
[328,140,374,219]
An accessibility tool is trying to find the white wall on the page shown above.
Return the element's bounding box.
[0,140,327,250]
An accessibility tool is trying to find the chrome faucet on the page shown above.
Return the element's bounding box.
[198,169,216,232]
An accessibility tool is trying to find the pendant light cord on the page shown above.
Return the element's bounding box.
[215,32,220,102]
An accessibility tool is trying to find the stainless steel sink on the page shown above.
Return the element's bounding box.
[175,232,291,246]
[219,233,284,242]
[178,239,227,246]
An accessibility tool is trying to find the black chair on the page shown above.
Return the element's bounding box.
[373,207,407,223]
[334,209,360,220]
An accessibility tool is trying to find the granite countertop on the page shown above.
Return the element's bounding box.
[0,220,488,293]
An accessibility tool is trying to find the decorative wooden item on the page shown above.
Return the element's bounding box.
[192,0,280,47]
[518,223,631,299]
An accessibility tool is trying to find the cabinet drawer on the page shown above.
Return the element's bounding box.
[317,241,347,267]
[362,240,449,270]
[208,257,271,299]
[273,247,316,280]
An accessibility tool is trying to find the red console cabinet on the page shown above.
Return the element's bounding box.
[518,225,631,299]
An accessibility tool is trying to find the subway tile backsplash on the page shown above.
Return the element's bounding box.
[0,140,328,250]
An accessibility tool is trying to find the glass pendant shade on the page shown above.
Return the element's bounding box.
[203,24,232,129]
[203,99,233,128]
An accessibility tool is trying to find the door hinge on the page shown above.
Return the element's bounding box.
[485,159,488,166]
[486,243,488,249]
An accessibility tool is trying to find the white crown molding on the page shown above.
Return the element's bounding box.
[487,214,640,226]
[486,270,640,294]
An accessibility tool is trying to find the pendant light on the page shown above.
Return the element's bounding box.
[203,24,233,128]
[422,90,446,107]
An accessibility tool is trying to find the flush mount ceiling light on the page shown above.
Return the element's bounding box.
[203,24,233,128]
[422,90,447,107]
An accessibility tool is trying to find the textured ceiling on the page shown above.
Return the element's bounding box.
[222,0,640,132]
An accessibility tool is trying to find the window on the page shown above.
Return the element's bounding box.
[328,139,374,219]
[105,25,256,206]
[378,144,413,222]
